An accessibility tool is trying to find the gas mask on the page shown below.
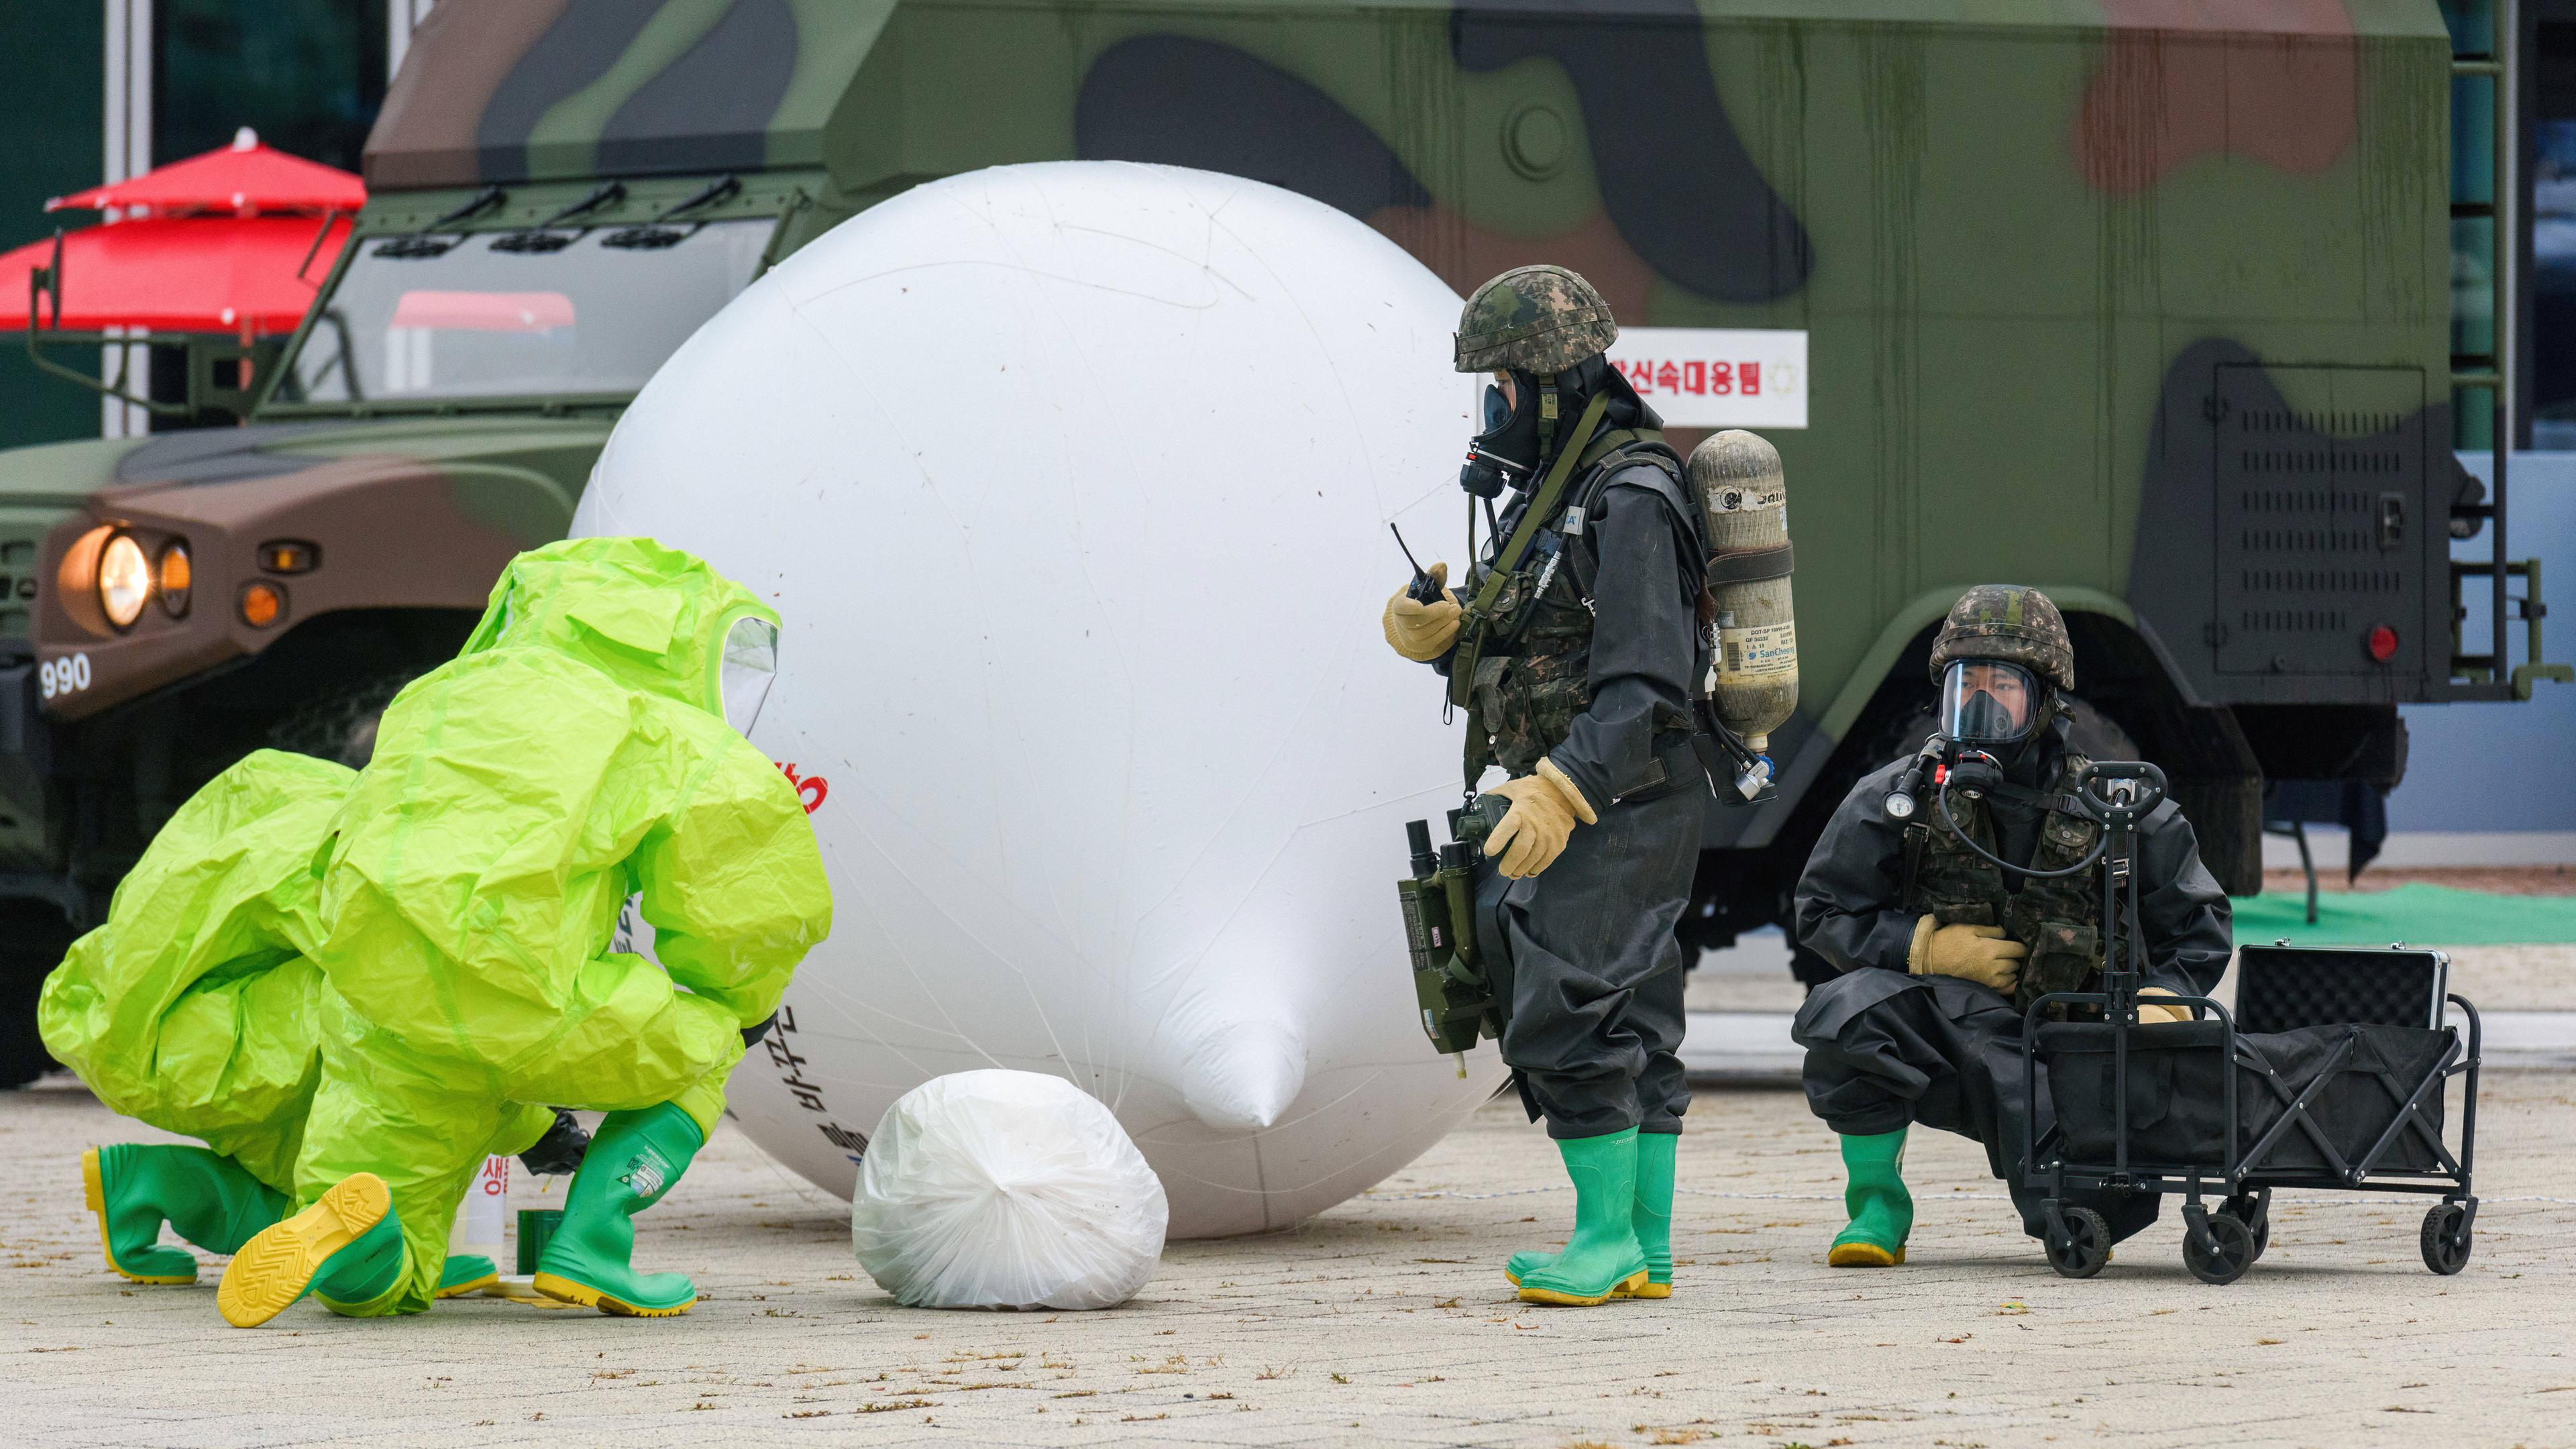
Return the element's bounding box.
[718,614,779,738]
[1458,372,1542,498]
[1937,659,2039,747]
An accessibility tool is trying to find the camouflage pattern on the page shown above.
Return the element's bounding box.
[1903,750,2105,1011]
[1928,585,2076,692]
[1466,561,1595,778]
[1452,266,1618,375]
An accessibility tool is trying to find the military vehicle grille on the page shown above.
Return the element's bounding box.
[0,538,35,640]
[2210,366,2423,676]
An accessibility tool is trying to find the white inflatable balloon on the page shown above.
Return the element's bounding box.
[577,161,1499,1238]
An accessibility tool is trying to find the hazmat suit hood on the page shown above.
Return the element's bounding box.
[460,537,782,735]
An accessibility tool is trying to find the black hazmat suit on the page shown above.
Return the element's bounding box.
[1432,360,1708,1140]
[1789,716,2233,1241]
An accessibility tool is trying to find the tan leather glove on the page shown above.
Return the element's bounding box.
[2137,987,2192,1025]
[1483,759,1597,879]
[1907,918,2026,994]
[1383,562,1462,661]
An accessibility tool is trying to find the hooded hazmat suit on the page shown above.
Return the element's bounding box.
[270,536,833,1316]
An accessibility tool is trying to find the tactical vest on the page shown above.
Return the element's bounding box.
[1898,749,2107,1009]
[1455,436,1703,782]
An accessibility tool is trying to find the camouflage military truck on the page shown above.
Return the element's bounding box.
[0,0,2549,1079]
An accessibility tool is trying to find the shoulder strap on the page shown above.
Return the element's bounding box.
[1463,392,1611,620]
[1898,820,1930,906]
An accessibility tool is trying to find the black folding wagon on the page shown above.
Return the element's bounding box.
[2022,938,2482,1285]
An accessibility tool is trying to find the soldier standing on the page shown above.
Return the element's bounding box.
[1381,266,1711,1306]
[1790,585,2232,1265]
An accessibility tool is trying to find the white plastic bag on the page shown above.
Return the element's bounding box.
[851,1070,1169,1309]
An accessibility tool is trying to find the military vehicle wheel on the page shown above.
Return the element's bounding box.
[2420,1203,2473,1276]
[2183,1211,2255,1285]
[0,902,74,1088]
[2043,1205,2111,1278]
[267,674,417,769]
[2220,1191,2271,1260]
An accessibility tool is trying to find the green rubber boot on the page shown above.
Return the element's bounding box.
[218,1172,407,1327]
[1827,1128,1913,1267]
[1515,1128,1650,1306]
[533,1102,704,1317]
[81,1144,284,1285]
[435,1254,500,1299]
[1506,1130,1677,1299]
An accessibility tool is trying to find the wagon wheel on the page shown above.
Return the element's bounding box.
[2183,1212,2255,1285]
[2220,1191,2271,1260]
[2420,1203,2473,1276]
[2043,1205,2112,1279]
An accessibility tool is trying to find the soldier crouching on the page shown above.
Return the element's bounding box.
[1788,584,2233,1263]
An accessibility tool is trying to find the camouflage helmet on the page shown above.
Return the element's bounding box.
[1454,266,1619,374]
[1928,584,2075,690]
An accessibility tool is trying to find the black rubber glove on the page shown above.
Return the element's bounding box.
[518,1108,590,1176]
[741,1011,780,1048]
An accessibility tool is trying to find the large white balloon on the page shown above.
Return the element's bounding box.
[576,161,1498,1238]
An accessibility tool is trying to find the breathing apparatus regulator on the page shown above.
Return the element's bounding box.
[1883,657,2159,888]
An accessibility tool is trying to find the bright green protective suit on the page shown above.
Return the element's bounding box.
[38,750,349,1196]
[295,537,833,1315]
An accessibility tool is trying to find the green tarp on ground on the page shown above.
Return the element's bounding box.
[2231,883,2576,947]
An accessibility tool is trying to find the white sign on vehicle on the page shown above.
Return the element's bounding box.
[1605,327,1807,430]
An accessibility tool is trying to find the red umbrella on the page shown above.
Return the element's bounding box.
[0,214,351,335]
[48,128,364,219]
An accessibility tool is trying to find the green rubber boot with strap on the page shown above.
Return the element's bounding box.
[1513,1127,1650,1306]
[81,1144,284,1285]
[533,1102,704,1316]
[1506,1130,1676,1298]
[1828,1128,1913,1267]
[217,1171,407,1326]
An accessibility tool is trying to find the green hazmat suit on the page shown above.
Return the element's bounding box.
[290,536,833,1316]
[46,537,832,1320]
[38,749,350,1197]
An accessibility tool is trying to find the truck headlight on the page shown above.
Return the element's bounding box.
[99,533,149,629]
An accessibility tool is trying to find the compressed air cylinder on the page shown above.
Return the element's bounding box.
[1688,430,1798,752]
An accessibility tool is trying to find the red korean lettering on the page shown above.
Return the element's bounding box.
[1683,360,1706,395]
[1741,362,1761,396]
[1709,361,1733,396]
[1654,361,1681,393]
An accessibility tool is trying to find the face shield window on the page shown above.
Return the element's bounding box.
[718,616,779,738]
[1938,659,2039,745]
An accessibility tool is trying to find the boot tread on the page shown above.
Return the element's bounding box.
[217,1173,390,1328]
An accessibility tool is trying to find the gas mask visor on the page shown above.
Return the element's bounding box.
[1937,659,2039,747]
[717,614,780,739]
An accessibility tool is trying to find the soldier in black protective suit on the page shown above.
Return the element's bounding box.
[1790,585,2233,1264]
[1380,265,1711,1307]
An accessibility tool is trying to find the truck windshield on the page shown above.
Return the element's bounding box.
[276,219,771,405]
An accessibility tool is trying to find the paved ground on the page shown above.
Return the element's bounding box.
[6,1070,2569,1449]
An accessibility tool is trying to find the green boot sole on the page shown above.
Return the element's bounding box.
[218,1173,400,1328]
[534,1102,704,1317]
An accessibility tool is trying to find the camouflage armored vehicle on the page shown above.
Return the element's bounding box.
[0,0,2548,1079]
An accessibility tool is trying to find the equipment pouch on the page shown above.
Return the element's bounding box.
[2017,920,2101,1008]
[1931,902,1998,930]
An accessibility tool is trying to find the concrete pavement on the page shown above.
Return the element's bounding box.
[5,1070,2569,1449]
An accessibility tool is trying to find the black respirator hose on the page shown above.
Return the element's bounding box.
[1932,776,2109,881]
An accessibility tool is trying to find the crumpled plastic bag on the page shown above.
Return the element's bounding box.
[851,1069,1169,1309]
